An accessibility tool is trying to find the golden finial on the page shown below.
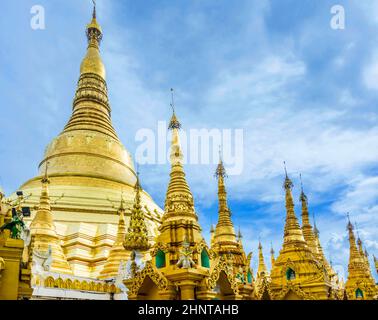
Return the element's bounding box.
[283,161,293,190]
[42,162,50,184]
[355,222,362,246]
[86,0,102,44]
[270,241,274,255]
[119,189,125,211]
[215,145,227,179]
[135,165,142,192]
[313,212,319,236]
[168,88,181,130]
[258,237,262,250]
[92,0,96,19]
[299,173,307,203]
[284,161,288,178]
[170,88,175,113]
[346,212,353,230]
[238,227,242,239]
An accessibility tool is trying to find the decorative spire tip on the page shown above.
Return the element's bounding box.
[168,88,181,130]
[283,161,293,190]
[215,147,227,179]
[42,162,50,184]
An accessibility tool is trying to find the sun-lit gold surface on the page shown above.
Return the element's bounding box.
[29,176,72,275]
[344,221,377,299]
[1,4,377,301]
[269,173,341,300]
[15,6,162,279]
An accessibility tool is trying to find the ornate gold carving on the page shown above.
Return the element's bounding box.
[205,257,239,295]
[272,283,316,300]
[128,261,169,296]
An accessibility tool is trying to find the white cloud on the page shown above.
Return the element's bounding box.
[363,52,378,90]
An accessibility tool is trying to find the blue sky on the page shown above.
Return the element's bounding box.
[1,0,378,281]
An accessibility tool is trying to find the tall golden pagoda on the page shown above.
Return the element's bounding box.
[127,106,211,300]
[299,176,318,255]
[344,218,377,300]
[126,104,250,300]
[15,4,162,278]
[269,167,334,300]
[300,178,336,283]
[210,155,253,299]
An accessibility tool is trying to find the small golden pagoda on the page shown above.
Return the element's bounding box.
[269,168,334,300]
[254,241,272,300]
[29,170,72,276]
[374,255,378,275]
[344,218,377,300]
[98,199,128,279]
[123,173,151,253]
[210,156,253,299]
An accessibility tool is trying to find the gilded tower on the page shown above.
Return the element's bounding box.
[127,107,213,300]
[126,105,251,300]
[123,173,151,253]
[269,169,334,300]
[299,177,317,255]
[210,156,253,299]
[29,171,72,275]
[344,219,377,300]
[300,178,336,283]
[254,241,271,300]
[98,198,128,279]
[14,5,162,278]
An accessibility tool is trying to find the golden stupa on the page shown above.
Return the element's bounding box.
[1,4,377,301]
[16,6,162,278]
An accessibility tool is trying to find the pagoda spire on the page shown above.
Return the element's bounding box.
[354,223,374,276]
[267,165,334,299]
[299,175,318,255]
[124,171,150,251]
[163,90,197,222]
[61,3,119,140]
[345,214,377,299]
[282,163,305,247]
[270,242,275,268]
[30,163,53,232]
[257,241,268,278]
[151,90,207,289]
[99,195,129,278]
[347,215,359,266]
[213,147,237,245]
[237,227,243,244]
[29,163,72,274]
